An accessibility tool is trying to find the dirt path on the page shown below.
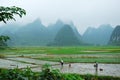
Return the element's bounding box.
[0,57,120,77]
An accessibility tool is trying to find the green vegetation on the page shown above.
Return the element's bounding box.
[0,5,26,49]
[0,54,5,58]
[0,65,120,80]
[0,46,120,79]
[0,64,84,80]
[0,46,120,63]
[0,46,120,54]
[38,57,120,63]
[0,6,26,23]
[80,74,120,80]
[0,35,10,49]
[0,67,37,80]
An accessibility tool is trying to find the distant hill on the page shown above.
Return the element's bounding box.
[0,19,49,46]
[0,24,21,46]
[0,19,116,46]
[48,24,82,46]
[109,25,120,46]
[0,19,82,46]
[69,22,82,41]
[13,19,49,46]
[82,24,113,45]
[0,24,20,35]
[47,20,65,42]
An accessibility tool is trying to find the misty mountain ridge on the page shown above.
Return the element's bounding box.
[13,19,48,46]
[0,19,117,46]
[0,19,82,46]
[48,24,82,46]
[109,25,120,46]
[82,24,113,45]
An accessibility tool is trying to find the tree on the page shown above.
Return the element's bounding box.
[0,6,26,48]
[0,6,26,23]
[0,35,10,48]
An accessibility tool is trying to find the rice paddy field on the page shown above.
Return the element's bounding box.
[0,46,120,63]
[0,46,120,77]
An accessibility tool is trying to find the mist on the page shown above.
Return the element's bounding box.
[0,0,120,34]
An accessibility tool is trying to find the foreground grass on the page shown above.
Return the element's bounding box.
[0,66,84,80]
[0,66,120,80]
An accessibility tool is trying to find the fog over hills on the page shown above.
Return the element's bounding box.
[47,20,65,42]
[0,19,82,46]
[1,0,119,33]
[0,19,118,46]
[48,24,82,46]
[14,19,48,46]
[109,25,120,46]
[82,24,113,45]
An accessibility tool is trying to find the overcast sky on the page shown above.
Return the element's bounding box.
[0,0,120,34]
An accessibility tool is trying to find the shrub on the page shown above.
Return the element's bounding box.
[0,67,38,80]
[0,54,5,58]
[0,65,120,80]
[39,64,64,80]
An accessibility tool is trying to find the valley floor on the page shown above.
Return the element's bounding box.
[0,46,120,77]
[0,57,120,77]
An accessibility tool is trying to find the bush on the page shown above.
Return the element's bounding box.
[0,65,120,80]
[0,64,84,80]
[0,35,10,49]
[80,74,120,80]
[63,74,84,80]
[39,64,64,80]
[0,67,38,80]
[0,54,5,58]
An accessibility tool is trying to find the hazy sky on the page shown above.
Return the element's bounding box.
[0,0,120,34]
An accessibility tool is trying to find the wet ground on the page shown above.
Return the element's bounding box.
[0,57,120,77]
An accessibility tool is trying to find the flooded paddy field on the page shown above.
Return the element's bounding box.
[0,46,120,77]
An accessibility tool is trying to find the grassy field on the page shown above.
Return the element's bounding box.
[0,46,120,63]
